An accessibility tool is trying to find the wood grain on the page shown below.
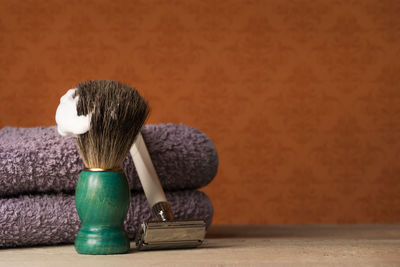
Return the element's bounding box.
[75,170,130,254]
[1,225,399,266]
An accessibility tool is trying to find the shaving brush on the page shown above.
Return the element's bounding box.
[71,80,149,254]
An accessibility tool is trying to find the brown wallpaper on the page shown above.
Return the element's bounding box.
[0,0,399,224]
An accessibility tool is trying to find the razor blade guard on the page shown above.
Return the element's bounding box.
[135,220,206,250]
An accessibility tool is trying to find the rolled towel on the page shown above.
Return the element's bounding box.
[0,190,213,248]
[0,124,218,197]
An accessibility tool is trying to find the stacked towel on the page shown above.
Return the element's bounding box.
[0,191,213,248]
[0,124,218,248]
[0,124,218,196]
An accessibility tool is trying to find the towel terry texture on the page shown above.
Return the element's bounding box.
[0,124,218,197]
[0,190,213,248]
[0,124,217,248]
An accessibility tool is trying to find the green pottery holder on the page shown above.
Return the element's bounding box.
[74,169,130,254]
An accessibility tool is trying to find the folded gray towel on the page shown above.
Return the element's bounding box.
[0,124,218,197]
[0,190,213,248]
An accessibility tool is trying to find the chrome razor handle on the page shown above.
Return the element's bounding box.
[152,201,174,221]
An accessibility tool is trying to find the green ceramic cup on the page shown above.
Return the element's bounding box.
[74,169,131,254]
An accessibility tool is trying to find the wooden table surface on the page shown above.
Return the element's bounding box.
[1,225,399,267]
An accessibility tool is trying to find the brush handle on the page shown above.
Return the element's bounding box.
[130,133,171,213]
[74,170,130,254]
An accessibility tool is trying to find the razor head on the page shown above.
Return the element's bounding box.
[135,220,206,250]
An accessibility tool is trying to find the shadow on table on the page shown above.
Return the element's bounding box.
[206,224,400,239]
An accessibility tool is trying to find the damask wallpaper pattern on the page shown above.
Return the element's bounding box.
[0,0,399,224]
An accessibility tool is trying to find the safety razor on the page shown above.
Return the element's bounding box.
[130,132,206,250]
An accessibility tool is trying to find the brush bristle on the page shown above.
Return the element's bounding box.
[74,80,150,169]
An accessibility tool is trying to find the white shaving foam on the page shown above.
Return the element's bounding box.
[55,88,91,136]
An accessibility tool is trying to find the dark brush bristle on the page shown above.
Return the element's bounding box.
[74,80,150,169]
